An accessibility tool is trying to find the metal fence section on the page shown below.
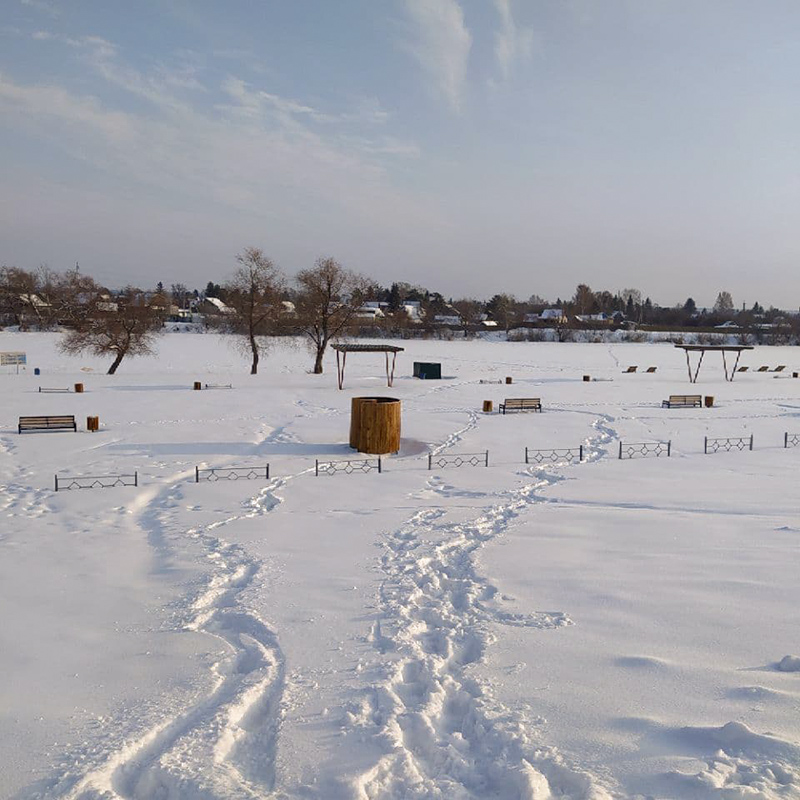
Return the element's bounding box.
[525,446,583,465]
[704,435,753,454]
[195,465,269,482]
[315,457,382,476]
[428,451,489,470]
[55,472,138,491]
[785,433,800,448]
[619,441,671,459]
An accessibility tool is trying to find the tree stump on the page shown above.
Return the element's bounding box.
[350,397,401,454]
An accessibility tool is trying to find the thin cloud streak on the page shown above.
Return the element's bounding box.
[493,0,534,79]
[401,0,472,111]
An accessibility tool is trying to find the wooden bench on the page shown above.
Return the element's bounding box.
[622,366,637,373]
[499,398,542,414]
[645,366,657,373]
[18,415,77,434]
[38,387,70,393]
[661,395,702,409]
[772,365,786,373]
[757,365,769,372]
[736,366,748,372]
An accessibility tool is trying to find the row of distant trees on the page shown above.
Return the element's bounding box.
[0,251,371,375]
[2,256,797,375]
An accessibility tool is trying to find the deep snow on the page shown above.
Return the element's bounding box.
[1,332,799,799]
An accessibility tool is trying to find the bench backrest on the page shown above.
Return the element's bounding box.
[19,415,76,428]
[667,395,701,403]
[504,398,541,407]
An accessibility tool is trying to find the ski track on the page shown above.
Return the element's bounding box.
[348,415,618,799]
[56,469,294,800]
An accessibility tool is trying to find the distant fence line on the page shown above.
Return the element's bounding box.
[55,472,138,492]
[618,441,671,460]
[525,446,583,465]
[196,465,269,482]
[704,435,753,454]
[315,457,382,476]
[428,451,489,470]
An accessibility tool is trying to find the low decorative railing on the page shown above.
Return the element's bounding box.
[618,441,671,459]
[428,451,489,470]
[525,446,583,464]
[55,472,138,491]
[315,457,382,476]
[785,433,800,448]
[195,465,269,482]
[704,435,753,454]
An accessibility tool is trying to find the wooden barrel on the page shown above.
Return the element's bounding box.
[350,397,401,454]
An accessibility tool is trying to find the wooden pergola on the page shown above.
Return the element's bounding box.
[674,344,754,383]
[332,344,405,390]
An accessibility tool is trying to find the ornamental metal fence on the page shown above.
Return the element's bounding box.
[704,435,753,454]
[195,465,269,482]
[315,457,382,476]
[785,433,800,448]
[618,441,671,459]
[55,472,138,491]
[428,451,489,470]
[525,446,583,465]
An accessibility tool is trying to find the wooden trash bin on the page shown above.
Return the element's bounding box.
[74,383,84,393]
[505,376,513,384]
[193,381,202,390]
[350,397,401,454]
[704,396,714,408]
[583,375,591,382]
[483,400,493,413]
[86,415,99,432]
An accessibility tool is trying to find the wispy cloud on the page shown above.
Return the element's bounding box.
[20,0,59,17]
[401,0,472,111]
[493,0,534,79]
[0,39,425,232]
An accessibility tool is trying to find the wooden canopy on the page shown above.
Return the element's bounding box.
[332,344,405,390]
[674,344,754,383]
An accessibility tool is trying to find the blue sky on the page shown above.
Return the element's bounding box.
[2,1,800,307]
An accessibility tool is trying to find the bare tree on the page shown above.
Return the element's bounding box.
[294,257,369,374]
[59,284,165,374]
[222,248,283,374]
[452,298,483,336]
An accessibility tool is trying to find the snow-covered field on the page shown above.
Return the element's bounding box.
[2,332,799,800]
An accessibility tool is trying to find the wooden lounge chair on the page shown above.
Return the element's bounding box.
[622,366,637,373]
